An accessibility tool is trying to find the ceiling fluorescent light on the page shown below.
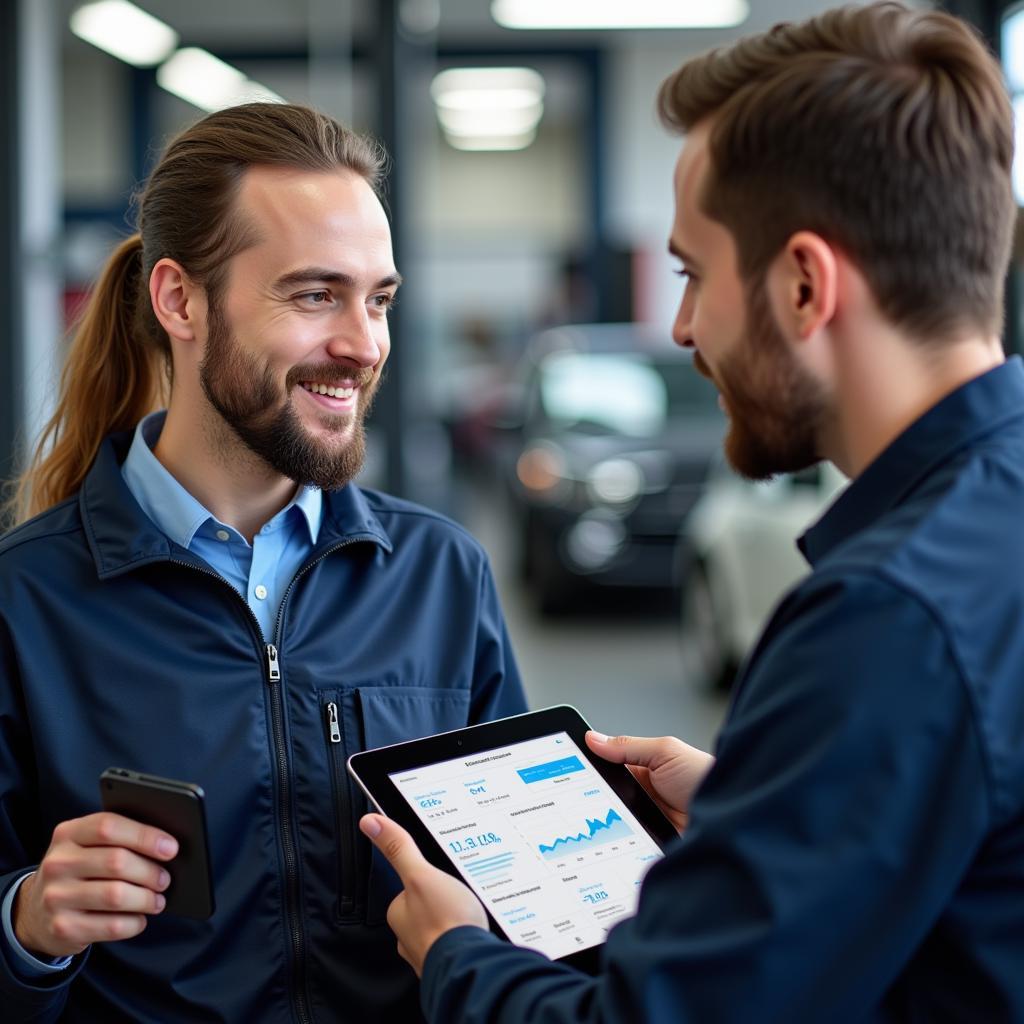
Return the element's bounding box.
[445,131,537,152]
[491,0,749,30]
[157,48,283,113]
[435,87,543,112]
[432,67,545,150]
[236,81,287,105]
[438,105,543,137]
[432,67,545,105]
[70,0,178,66]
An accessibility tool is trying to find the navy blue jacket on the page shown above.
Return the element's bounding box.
[420,361,1024,1023]
[0,429,527,1022]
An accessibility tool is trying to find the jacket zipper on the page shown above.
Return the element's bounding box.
[266,538,372,1020]
[169,558,317,1023]
[327,701,342,743]
[173,536,372,1024]
[263,638,310,1024]
[324,701,358,918]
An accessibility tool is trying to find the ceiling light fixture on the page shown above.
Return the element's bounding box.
[445,131,539,151]
[70,0,178,66]
[156,48,284,113]
[431,67,545,152]
[491,0,749,31]
[437,105,543,137]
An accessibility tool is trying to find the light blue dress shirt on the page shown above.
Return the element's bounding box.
[2,410,323,975]
[123,411,323,640]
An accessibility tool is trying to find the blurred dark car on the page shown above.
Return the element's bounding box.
[499,324,724,613]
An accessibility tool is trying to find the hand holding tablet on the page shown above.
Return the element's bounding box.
[350,705,681,973]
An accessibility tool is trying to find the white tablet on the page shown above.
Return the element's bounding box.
[348,705,677,971]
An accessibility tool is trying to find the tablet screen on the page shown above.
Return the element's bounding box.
[388,729,664,960]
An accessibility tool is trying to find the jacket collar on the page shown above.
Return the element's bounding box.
[82,430,392,580]
[799,357,1024,567]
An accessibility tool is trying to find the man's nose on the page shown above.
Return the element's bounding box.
[671,283,696,348]
[672,306,694,349]
[326,307,383,367]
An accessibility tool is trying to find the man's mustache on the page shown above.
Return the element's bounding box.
[287,364,376,389]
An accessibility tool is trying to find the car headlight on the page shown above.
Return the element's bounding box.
[587,457,644,505]
[566,511,627,570]
[517,443,570,502]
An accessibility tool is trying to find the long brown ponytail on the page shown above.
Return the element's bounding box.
[7,234,169,523]
[8,102,385,524]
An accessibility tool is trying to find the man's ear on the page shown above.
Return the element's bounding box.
[768,231,838,341]
[150,258,203,343]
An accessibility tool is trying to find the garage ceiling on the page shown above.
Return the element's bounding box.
[58,0,869,54]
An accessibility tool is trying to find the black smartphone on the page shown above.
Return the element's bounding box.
[99,768,215,920]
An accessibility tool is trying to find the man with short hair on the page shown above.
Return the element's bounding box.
[0,103,526,1021]
[363,4,1024,1020]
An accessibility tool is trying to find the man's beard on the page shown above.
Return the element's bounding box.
[199,301,378,491]
[696,276,828,480]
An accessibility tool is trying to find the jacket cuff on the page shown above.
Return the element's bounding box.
[420,926,517,1023]
[2,874,75,976]
[0,872,88,1003]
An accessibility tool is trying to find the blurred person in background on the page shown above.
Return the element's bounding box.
[0,103,525,1021]
[361,4,1024,1020]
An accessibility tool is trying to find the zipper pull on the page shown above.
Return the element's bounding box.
[266,644,281,682]
[326,702,341,743]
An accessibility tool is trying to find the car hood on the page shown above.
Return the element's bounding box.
[547,418,725,467]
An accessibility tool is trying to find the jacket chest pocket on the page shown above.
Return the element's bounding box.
[319,685,472,926]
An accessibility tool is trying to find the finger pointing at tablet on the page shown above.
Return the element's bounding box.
[360,814,488,977]
[584,731,714,833]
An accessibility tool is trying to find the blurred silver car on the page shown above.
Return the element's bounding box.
[678,459,847,688]
[501,324,724,613]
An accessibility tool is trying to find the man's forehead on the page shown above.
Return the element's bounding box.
[238,165,388,235]
[675,124,712,210]
[231,165,394,273]
[670,123,715,256]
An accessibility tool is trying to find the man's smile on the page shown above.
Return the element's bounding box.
[298,379,360,412]
[301,380,357,399]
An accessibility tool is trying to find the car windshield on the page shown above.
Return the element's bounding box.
[538,351,718,437]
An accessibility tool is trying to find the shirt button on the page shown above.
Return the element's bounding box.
[215,529,230,542]
[254,585,268,600]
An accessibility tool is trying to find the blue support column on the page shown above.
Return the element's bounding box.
[0,0,24,508]
[373,0,416,497]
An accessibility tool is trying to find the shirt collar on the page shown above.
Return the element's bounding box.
[122,411,322,549]
[799,357,1024,566]
[283,477,323,544]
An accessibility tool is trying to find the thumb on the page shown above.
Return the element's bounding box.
[360,814,426,882]
[585,730,666,770]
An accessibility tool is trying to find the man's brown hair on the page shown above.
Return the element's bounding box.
[8,103,385,524]
[659,1,1014,342]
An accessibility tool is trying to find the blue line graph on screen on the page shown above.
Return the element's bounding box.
[538,808,633,859]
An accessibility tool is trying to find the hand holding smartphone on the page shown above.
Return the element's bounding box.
[99,768,215,919]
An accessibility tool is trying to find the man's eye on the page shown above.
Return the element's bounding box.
[372,293,397,311]
[299,291,332,306]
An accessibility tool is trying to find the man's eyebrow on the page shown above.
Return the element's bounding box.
[274,267,403,291]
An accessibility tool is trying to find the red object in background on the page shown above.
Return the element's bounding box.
[63,287,91,328]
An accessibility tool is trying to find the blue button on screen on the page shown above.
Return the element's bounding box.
[516,756,585,784]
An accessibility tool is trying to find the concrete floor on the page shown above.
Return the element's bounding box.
[454,476,730,753]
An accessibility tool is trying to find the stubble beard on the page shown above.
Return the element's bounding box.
[199,299,378,491]
[698,275,829,480]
